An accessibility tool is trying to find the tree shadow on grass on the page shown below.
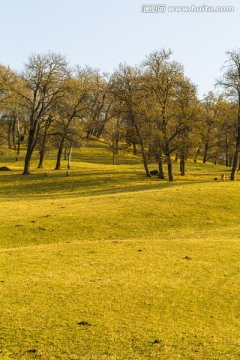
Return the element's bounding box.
[0,168,231,200]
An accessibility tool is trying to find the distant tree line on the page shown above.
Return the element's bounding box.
[0,49,240,180]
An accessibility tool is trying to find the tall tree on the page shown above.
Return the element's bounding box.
[143,49,189,181]
[200,92,220,164]
[85,70,109,139]
[214,99,237,167]
[109,65,151,177]
[17,52,69,174]
[37,114,54,168]
[174,79,199,175]
[54,66,91,170]
[217,49,240,180]
[0,65,18,149]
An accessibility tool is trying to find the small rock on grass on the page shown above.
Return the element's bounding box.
[152,339,162,345]
[26,349,37,353]
[77,321,92,326]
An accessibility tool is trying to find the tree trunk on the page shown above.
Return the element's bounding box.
[130,113,151,177]
[164,142,173,181]
[12,116,17,150]
[230,112,240,180]
[38,150,45,169]
[23,149,32,175]
[138,134,151,177]
[17,138,21,158]
[194,148,200,163]
[23,129,35,175]
[132,142,137,156]
[225,156,229,167]
[23,116,40,174]
[7,120,12,149]
[158,151,165,179]
[225,134,229,167]
[67,145,73,169]
[230,141,239,180]
[23,151,32,175]
[180,154,185,176]
[167,158,173,181]
[203,144,208,163]
[64,147,67,160]
[37,136,47,169]
[96,123,106,138]
[17,118,21,156]
[55,138,65,170]
[37,116,53,169]
[23,127,39,174]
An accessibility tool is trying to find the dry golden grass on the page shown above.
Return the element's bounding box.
[0,143,240,359]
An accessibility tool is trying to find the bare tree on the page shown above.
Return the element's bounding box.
[18,52,69,174]
[143,49,190,181]
[54,66,91,170]
[217,49,240,180]
[109,65,151,177]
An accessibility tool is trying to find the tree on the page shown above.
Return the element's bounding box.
[85,70,110,139]
[0,65,15,106]
[54,67,91,170]
[17,52,69,174]
[217,49,240,180]
[103,116,130,165]
[143,49,190,181]
[214,99,237,167]
[109,65,151,177]
[199,92,220,164]
[0,65,19,150]
[37,114,54,168]
[174,79,199,175]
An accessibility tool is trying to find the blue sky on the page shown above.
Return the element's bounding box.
[0,0,239,97]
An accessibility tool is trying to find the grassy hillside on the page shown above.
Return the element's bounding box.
[0,143,240,359]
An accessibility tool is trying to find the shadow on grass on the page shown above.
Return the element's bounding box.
[0,167,232,200]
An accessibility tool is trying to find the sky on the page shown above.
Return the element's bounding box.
[0,0,239,98]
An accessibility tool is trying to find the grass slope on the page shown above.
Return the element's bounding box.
[0,143,240,359]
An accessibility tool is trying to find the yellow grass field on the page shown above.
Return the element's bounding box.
[0,143,240,359]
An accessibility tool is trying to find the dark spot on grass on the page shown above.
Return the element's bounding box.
[184,256,192,260]
[138,249,143,252]
[39,227,46,231]
[78,321,92,326]
[152,339,162,345]
[0,166,11,171]
[26,349,37,353]
[15,224,23,227]
[30,220,36,223]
